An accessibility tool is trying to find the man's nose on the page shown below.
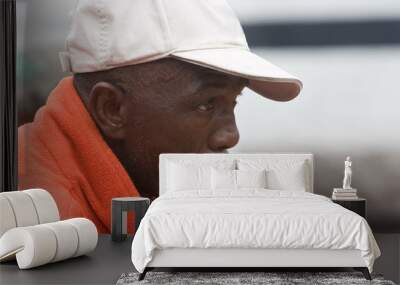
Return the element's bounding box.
[208,123,240,152]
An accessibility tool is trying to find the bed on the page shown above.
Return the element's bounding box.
[131,153,381,281]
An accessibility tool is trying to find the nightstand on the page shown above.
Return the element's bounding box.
[111,197,150,241]
[332,198,366,219]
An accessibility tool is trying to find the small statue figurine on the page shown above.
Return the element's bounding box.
[342,156,352,189]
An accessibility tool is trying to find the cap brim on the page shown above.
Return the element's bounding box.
[171,48,303,102]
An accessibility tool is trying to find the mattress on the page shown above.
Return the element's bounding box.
[131,190,380,273]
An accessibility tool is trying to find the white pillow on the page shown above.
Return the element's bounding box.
[236,169,267,189]
[267,165,306,191]
[166,159,236,192]
[167,163,211,191]
[211,168,268,190]
[211,168,236,190]
[237,159,308,191]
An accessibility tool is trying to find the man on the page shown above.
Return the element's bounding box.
[18,0,302,233]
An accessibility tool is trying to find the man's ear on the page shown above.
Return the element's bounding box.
[87,82,128,140]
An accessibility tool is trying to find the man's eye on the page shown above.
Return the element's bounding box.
[197,102,214,112]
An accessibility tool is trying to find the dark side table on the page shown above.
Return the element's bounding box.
[332,198,366,219]
[111,197,150,242]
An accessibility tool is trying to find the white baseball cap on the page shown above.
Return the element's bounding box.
[60,0,303,101]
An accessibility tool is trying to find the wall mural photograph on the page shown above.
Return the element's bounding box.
[1,0,399,284]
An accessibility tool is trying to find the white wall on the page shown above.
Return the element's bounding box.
[232,45,400,232]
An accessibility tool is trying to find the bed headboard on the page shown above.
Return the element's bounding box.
[159,153,314,195]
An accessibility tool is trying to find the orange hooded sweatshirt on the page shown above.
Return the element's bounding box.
[18,77,139,233]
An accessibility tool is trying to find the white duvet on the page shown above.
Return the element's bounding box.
[131,190,380,273]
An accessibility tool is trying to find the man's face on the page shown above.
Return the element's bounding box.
[123,62,247,154]
[88,59,248,198]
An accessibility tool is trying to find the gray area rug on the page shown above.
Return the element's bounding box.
[116,272,396,285]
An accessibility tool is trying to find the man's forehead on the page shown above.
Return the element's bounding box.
[188,67,248,94]
[114,58,247,99]
[195,75,236,91]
